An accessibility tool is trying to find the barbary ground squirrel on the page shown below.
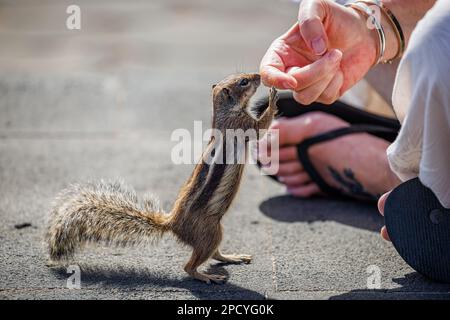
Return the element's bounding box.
[46,73,278,284]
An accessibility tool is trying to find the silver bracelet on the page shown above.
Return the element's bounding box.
[345,1,386,65]
[359,0,406,63]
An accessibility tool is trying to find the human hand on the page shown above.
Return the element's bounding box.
[260,0,379,105]
[378,191,392,241]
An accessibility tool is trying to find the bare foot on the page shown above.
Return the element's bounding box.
[213,251,252,264]
[259,112,401,200]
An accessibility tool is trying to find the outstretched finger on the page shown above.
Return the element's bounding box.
[260,42,297,90]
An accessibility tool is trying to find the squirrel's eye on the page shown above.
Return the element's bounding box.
[239,78,249,87]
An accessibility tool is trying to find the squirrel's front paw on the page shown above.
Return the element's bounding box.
[269,87,278,106]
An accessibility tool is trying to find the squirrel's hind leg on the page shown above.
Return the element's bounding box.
[213,250,252,264]
[184,249,227,284]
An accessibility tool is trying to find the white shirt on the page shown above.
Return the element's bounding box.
[387,0,450,208]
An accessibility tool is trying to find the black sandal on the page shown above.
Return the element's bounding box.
[384,178,450,283]
[255,92,400,199]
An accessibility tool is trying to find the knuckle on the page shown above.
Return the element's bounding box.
[294,92,315,106]
[318,93,336,105]
[298,16,321,28]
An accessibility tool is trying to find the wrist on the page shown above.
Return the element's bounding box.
[348,5,381,66]
[348,1,400,64]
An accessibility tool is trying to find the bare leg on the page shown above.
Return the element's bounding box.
[184,249,227,284]
[213,250,252,264]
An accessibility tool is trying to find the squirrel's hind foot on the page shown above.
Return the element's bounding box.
[188,270,227,284]
[213,252,253,264]
[45,259,64,268]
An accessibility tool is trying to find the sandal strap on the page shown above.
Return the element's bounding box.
[296,124,399,197]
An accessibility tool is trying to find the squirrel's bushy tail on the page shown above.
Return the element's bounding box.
[46,181,171,261]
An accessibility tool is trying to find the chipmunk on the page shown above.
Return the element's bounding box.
[46,73,278,284]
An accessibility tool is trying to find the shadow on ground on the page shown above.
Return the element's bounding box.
[259,195,383,232]
[51,263,266,300]
[329,272,450,299]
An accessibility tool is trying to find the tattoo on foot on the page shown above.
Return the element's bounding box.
[328,166,378,200]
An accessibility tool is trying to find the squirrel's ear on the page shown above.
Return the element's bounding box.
[212,84,217,89]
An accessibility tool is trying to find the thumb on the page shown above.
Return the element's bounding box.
[298,0,329,56]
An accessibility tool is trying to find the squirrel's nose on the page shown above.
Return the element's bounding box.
[251,73,261,85]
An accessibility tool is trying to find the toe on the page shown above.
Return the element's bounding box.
[279,172,310,186]
[211,275,227,284]
[277,161,303,176]
[287,183,321,198]
[279,146,298,162]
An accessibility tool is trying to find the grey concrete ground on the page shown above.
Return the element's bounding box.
[0,0,449,300]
